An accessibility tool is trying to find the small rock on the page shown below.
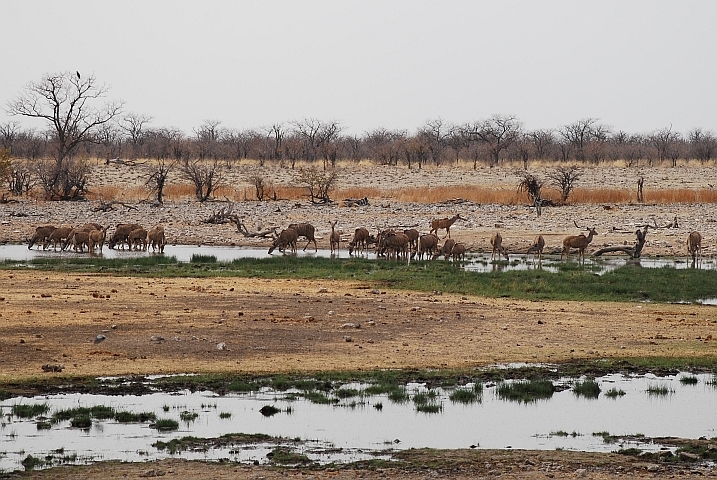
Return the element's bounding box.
[367,320,376,326]
[94,334,106,343]
[411,306,421,311]
[150,335,165,342]
[575,468,587,477]
[343,335,352,342]
[216,342,227,350]
[502,324,509,330]
[318,287,328,293]
[42,364,64,372]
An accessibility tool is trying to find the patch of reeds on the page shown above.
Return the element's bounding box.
[415,403,442,414]
[604,388,626,398]
[373,402,383,410]
[387,387,410,404]
[259,405,280,417]
[219,412,232,419]
[12,403,50,419]
[551,430,581,437]
[497,379,555,403]
[449,388,480,404]
[69,415,92,429]
[153,436,200,454]
[179,411,199,422]
[114,411,156,423]
[190,254,217,263]
[646,383,674,396]
[152,418,179,431]
[592,431,619,444]
[679,375,699,385]
[226,379,261,392]
[335,388,361,399]
[53,405,116,423]
[302,391,337,405]
[572,379,601,399]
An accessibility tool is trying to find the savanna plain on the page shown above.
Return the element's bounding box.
[1,160,717,479]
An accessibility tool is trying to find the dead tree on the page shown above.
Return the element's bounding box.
[593,225,649,259]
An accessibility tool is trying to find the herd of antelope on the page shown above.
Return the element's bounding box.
[27,223,167,254]
[269,214,706,266]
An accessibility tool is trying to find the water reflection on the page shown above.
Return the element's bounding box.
[0,373,715,471]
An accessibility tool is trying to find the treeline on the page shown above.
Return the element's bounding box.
[2,115,716,170]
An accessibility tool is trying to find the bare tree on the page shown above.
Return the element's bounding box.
[194,120,223,161]
[688,128,717,164]
[180,158,224,202]
[547,165,582,203]
[295,166,338,203]
[526,129,555,160]
[248,174,274,201]
[558,118,605,162]
[145,159,174,204]
[120,112,153,159]
[649,126,680,166]
[419,118,455,165]
[517,172,544,216]
[6,71,122,199]
[467,114,522,167]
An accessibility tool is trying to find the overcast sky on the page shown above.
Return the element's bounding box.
[2,1,716,136]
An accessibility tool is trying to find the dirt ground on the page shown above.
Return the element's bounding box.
[2,270,717,479]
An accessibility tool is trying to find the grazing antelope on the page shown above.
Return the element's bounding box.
[429,214,462,239]
[45,226,74,251]
[451,243,467,262]
[433,238,456,260]
[561,222,598,263]
[28,225,57,250]
[329,221,340,254]
[417,233,439,260]
[108,223,143,250]
[288,223,317,251]
[378,231,410,260]
[527,235,545,263]
[348,227,371,255]
[490,232,509,260]
[268,227,299,255]
[687,231,702,267]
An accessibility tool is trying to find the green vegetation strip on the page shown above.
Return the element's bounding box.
[4,256,717,303]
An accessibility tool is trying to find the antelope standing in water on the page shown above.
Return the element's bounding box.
[561,221,598,263]
[329,221,340,254]
[687,231,702,268]
[527,235,545,264]
[490,232,509,260]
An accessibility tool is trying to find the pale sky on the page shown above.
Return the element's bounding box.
[2,1,716,136]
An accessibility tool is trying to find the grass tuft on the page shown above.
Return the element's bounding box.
[572,379,601,399]
[497,379,555,403]
[604,388,626,398]
[12,403,50,419]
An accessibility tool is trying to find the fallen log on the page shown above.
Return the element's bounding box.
[593,225,649,259]
[92,200,138,212]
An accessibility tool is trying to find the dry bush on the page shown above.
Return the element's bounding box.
[569,188,632,204]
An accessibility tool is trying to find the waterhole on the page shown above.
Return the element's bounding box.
[1,372,715,472]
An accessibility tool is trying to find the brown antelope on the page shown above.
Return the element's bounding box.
[129,228,148,251]
[429,214,462,239]
[268,227,299,255]
[561,222,598,262]
[451,243,467,262]
[527,235,545,263]
[88,227,107,253]
[45,226,74,251]
[348,227,370,255]
[490,232,509,260]
[108,223,143,250]
[433,238,456,260]
[148,226,166,253]
[417,233,439,260]
[329,221,340,254]
[288,223,317,251]
[687,231,702,267]
[378,231,410,260]
[28,225,57,250]
[403,228,419,252]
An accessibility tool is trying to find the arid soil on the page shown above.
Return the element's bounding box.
[2,163,717,479]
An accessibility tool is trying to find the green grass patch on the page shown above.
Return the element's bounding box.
[373,402,383,410]
[617,448,643,456]
[646,383,674,396]
[179,410,199,422]
[604,388,626,398]
[69,415,92,429]
[415,403,442,414]
[593,431,619,444]
[449,388,480,404]
[679,375,699,385]
[7,256,717,304]
[12,403,50,418]
[387,387,410,404]
[302,391,337,405]
[153,418,179,431]
[572,379,601,399]
[153,436,201,454]
[52,405,116,423]
[114,411,156,423]
[36,421,52,430]
[219,412,232,419]
[335,387,360,399]
[497,379,555,403]
[267,447,311,465]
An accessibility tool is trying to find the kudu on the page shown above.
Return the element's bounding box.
[348,227,371,255]
[526,235,545,263]
[687,231,702,267]
[288,223,317,251]
[490,232,509,260]
[429,214,462,239]
[561,221,598,262]
[268,227,299,255]
[329,221,340,254]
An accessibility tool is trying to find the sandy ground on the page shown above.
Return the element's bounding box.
[2,163,717,479]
